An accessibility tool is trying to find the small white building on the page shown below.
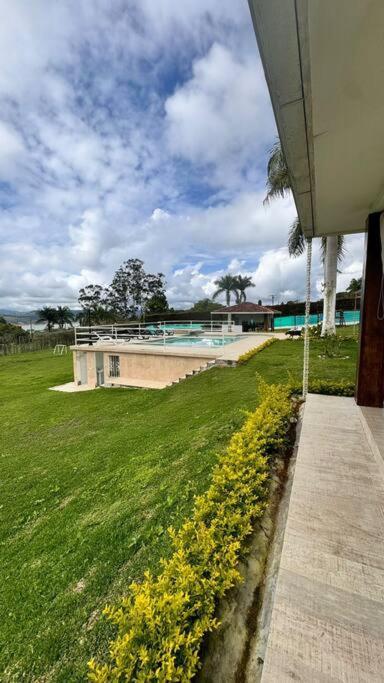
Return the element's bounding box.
[211,302,277,332]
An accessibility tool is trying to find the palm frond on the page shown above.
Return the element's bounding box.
[337,234,346,263]
[212,287,224,300]
[321,234,346,264]
[264,140,292,205]
[288,218,305,257]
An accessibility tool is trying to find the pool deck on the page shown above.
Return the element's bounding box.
[70,332,284,364]
[259,394,384,682]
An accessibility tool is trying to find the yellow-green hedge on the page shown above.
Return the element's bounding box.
[237,337,278,364]
[289,379,355,397]
[88,382,293,682]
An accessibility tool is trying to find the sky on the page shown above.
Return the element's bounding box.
[0,0,363,312]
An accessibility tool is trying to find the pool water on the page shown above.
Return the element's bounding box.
[151,335,243,347]
[148,323,203,331]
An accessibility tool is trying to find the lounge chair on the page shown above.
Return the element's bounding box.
[285,327,302,338]
[94,333,130,345]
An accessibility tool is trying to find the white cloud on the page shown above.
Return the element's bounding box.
[165,233,365,308]
[165,43,274,188]
[151,208,170,222]
[0,121,25,178]
[0,1,365,312]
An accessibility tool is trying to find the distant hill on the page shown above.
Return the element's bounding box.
[0,309,80,323]
[0,310,39,323]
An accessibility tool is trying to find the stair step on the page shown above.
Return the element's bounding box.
[166,360,217,388]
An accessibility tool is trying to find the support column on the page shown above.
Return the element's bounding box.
[356,212,384,407]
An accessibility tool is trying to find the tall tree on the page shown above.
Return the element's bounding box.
[56,306,75,328]
[107,260,167,319]
[142,272,167,316]
[213,274,238,306]
[78,284,110,325]
[37,307,57,332]
[78,284,106,310]
[145,292,169,314]
[233,275,255,303]
[265,140,344,335]
[107,259,144,318]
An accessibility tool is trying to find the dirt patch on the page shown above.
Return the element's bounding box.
[58,495,74,509]
[73,578,86,593]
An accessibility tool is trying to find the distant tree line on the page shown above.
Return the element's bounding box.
[77,258,169,325]
[36,306,75,331]
[0,316,30,343]
[189,275,361,316]
[33,265,361,332]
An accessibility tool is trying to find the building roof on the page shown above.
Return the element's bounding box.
[248,0,384,237]
[211,303,276,315]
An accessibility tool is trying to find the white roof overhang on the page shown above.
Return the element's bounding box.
[248,0,384,237]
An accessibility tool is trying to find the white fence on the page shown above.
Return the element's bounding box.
[74,320,233,346]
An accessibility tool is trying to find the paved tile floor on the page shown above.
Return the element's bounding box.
[261,394,384,682]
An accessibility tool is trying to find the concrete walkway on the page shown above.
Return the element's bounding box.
[49,379,169,391]
[261,394,384,682]
[49,382,96,393]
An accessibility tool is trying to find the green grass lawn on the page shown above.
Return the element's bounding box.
[0,337,357,681]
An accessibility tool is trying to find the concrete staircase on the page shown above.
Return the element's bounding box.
[167,359,217,387]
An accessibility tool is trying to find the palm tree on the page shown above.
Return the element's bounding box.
[213,274,238,306]
[320,235,345,336]
[56,306,75,328]
[265,140,344,335]
[37,307,57,332]
[233,275,255,303]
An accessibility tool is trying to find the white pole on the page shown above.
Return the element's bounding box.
[302,238,312,399]
[321,235,338,336]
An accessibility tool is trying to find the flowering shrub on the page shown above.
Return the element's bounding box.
[289,378,355,397]
[237,337,278,365]
[88,381,293,682]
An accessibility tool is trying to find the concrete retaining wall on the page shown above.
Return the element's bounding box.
[73,349,213,387]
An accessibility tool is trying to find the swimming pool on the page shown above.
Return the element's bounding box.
[147,323,203,331]
[150,335,243,347]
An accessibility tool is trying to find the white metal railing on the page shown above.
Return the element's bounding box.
[73,320,236,347]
